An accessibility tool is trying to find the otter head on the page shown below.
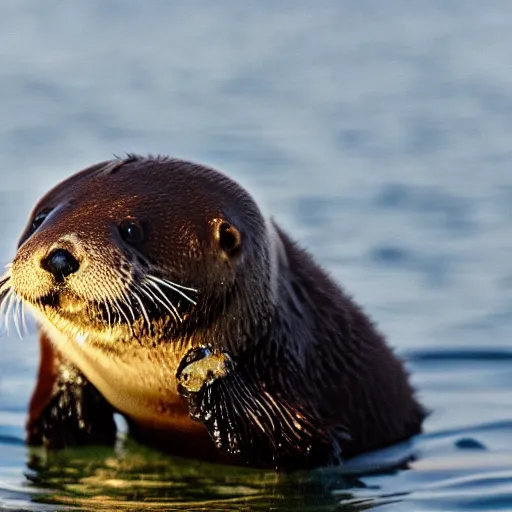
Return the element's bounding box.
[3,156,276,355]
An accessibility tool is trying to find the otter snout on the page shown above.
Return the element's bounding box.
[11,230,89,303]
[40,248,80,282]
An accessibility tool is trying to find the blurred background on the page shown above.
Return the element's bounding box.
[1,1,512,510]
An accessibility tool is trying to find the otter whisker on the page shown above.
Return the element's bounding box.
[21,299,29,336]
[147,275,198,293]
[0,271,12,296]
[2,294,26,339]
[5,290,15,334]
[141,282,180,323]
[107,302,114,329]
[3,289,16,335]
[0,290,9,311]
[129,288,152,332]
[76,278,122,332]
[103,272,136,325]
[0,278,10,294]
[100,278,133,331]
[100,286,113,329]
[0,267,25,338]
[109,297,122,326]
[0,280,12,302]
[137,284,158,311]
[142,280,181,322]
[13,296,23,339]
[137,282,182,326]
[103,298,113,329]
[112,297,130,325]
[89,282,112,328]
[96,282,114,329]
[111,295,134,331]
[146,275,198,305]
[0,290,11,333]
[113,281,137,323]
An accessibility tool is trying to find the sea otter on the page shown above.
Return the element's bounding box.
[0,156,424,469]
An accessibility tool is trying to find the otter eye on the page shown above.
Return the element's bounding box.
[217,221,241,256]
[30,210,51,233]
[119,217,145,244]
[17,209,52,248]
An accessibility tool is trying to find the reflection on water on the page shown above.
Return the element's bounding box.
[16,439,363,511]
[27,443,280,510]
[2,0,512,510]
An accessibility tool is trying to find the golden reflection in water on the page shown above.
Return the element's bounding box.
[23,437,362,511]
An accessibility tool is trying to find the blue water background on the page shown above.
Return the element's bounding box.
[0,1,512,509]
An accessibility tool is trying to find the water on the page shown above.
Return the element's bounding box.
[1,1,512,509]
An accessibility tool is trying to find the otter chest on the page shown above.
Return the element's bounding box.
[40,320,191,429]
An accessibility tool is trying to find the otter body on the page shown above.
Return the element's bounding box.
[0,157,424,469]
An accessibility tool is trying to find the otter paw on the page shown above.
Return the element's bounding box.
[27,375,116,449]
[176,347,235,428]
[176,347,231,396]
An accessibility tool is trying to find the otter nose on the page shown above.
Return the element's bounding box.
[41,248,80,280]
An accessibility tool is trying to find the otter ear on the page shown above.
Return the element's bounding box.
[214,220,242,257]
